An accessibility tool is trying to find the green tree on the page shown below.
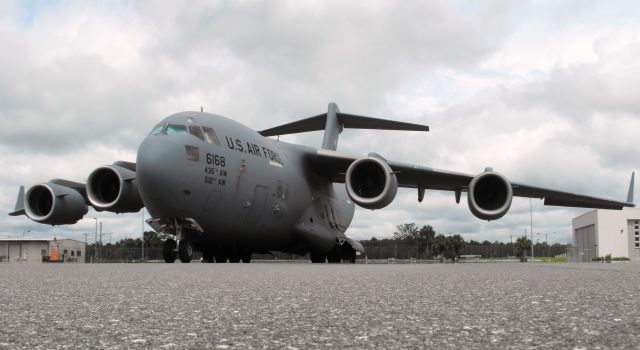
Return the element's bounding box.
[393,223,418,241]
[514,236,531,260]
[432,234,448,258]
[447,234,466,260]
[418,225,436,258]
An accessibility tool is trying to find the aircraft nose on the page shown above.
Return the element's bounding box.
[137,136,181,203]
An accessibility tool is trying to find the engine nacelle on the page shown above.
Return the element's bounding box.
[467,171,513,220]
[345,156,398,209]
[24,183,88,225]
[87,165,143,213]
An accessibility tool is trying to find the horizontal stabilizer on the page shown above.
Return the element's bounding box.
[259,112,428,136]
[9,186,25,216]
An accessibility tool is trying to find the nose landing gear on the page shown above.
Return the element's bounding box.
[159,218,195,263]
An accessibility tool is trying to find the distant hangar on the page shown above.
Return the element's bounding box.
[0,237,85,263]
[572,208,640,262]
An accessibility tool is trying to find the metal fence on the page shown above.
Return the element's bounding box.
[85,247,183,263]
[566,247,591,263]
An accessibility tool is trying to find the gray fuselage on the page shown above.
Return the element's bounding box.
[136,112,354,253]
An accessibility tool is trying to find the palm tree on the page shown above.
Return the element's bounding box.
[515,236,532,262]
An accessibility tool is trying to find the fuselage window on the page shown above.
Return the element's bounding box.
[202,126,221,145]
[188,125,205,141]
[165,124,187,135]
[149,123,166,135]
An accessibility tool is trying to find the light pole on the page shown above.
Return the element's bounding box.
[82,233,89,263]
[524,228,527,258]
[510,235,514,257]
[530,198,534,263]
[93,217,98,263]
[141,210,145,262]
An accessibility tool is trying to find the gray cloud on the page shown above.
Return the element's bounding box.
[0,1,637,244]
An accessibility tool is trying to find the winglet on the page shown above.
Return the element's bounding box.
[9,186,26,216]
[627,172,635,204]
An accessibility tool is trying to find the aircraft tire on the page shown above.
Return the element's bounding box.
[241,252,252,263]
[342,251,357,264]
[178,240,193,263]
[202,250,214,263]
[310,252,325,263]
[228,251,241,263]
[326,252,341,263]
[163,239,177,263]
[341,247,357,264]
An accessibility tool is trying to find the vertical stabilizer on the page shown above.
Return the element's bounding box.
[627,172,635,203]
[9,186,26,216]
[321,103,341,150]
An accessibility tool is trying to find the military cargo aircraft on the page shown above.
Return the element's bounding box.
[9,103,635,263]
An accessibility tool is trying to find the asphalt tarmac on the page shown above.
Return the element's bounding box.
[0,262,639,349]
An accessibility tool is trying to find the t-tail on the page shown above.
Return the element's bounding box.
[259,102,429,150]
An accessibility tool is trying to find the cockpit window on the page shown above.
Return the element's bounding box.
[164,124,187,135]
[202,127,221,145]
[149,123,166,135]
[188,125,205,141]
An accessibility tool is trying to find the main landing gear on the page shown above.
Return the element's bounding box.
[202,249,251,263]
[310,244,357,264]
[163,239,177,263]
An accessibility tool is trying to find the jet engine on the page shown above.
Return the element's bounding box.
[345,156,398,209]
[467,170,513,220]
[87,164,143,213]
[24,183,88,225]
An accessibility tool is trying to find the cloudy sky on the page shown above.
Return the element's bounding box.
[1,0,638,245]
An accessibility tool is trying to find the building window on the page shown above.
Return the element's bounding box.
[71,251,75,257]
[636,242,640,248]
[77,251,81,257]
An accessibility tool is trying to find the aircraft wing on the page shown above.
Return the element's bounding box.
[306,149,635,210]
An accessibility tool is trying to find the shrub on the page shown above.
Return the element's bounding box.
[612,256,630,261]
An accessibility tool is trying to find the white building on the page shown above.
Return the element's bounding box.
[572,208,640,262]
[0,237,86,263]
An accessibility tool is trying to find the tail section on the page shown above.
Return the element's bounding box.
[9,186,25,216]
[259,102,429,150]
[322,103,341,150]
